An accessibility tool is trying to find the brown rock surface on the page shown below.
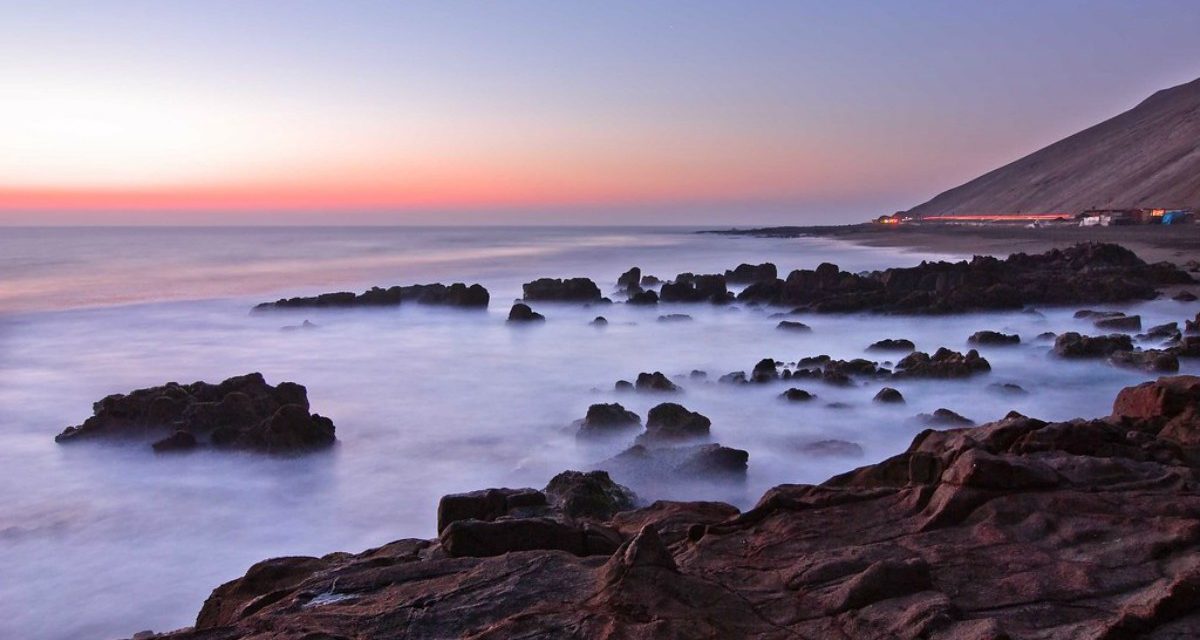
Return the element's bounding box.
[155,377,1200,640]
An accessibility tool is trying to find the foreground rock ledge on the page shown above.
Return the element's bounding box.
[147,376,1200,639]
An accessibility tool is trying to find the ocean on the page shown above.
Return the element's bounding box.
[1,226,1194,639]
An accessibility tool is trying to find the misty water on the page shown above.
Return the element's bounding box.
[1,227,1197,639]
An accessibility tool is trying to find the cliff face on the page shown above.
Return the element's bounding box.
[153,376,1200,640]
[907,77,1200,217]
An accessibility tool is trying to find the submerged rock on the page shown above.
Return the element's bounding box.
[916,408,974,426]
[633,371,679,393]
[1095,314,1142,331]
[1108,349,1180,373]
[55,373,336,454]
[777,320,812,332]
[1053,332,1134,357]
[507,302,545,322]
[255,282,489,310]
[602,443,748,481]
[866,338,915,353]
[522,277,604,302]
[873,387,905,403]
[780,388,816,402]
[893,348,990,379]
[590,316,608,326]
[724,262,777,284]
[574,403,641,439]
[636,403,711,444]
[616,267,642,291]
[967,330,1020,346]
[657,313,692,323]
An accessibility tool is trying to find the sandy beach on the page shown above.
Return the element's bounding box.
[714,223,1200,267]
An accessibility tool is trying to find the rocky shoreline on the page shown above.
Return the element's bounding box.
[132,376,1200,639]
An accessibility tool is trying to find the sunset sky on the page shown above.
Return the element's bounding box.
[2,1,1198,225]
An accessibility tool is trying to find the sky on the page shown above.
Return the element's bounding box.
[1,0,1198,226]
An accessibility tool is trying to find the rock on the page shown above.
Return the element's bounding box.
[617,267,641,290]
[777,320,812,332]
[1036,331,1057,341]
[151,430,198,453]
[967,330,1020,346]
[436,487,549,534]
[988,382,1028,395]
[751,358,779,383]
[627,290,659,305]
[634,371,679,392]
[522,277,604,302]
[873,387,905,403]
[636,403,711,444]
[1189,312,1200,334]
[917,408,974,426]
[719,371,748,385]
[1054,332,1134,357]
[1139,322,1180,341]
[657,314,692,323]
[659,273,732,304]
[544,470,637,521]
[866,338,916,352]
[162,377,1200,640]
[507,303,545,322]
[1075,309,1125,319]
[639,275,661,286]
[724,262,778,283]
[780,388,816,402]
[603,443,747,482]
[54,373,336,454]
[590,316,608,326]
[280,319,317,332]
[1173,290,1198,301]
[1109,350,1181,373]
[798,439,864,457]
[893,348,990,378]
[255,282,488,310]
[689,370,708,380]
[614,380,634,392]
[574,403,641,439]
[1096,314,1142,331]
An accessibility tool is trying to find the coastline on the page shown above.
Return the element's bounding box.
[710,223,1200,267]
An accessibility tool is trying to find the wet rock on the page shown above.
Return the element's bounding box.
[988,382,1028,395]
[967,330,1020,346]
[636,403,710,444]
[751,358,779,383]
[917,408,974,426]
[436,487,549,534]
[440,517,620,558]
[1096,314,1142,331]
[627,290,658,305]
[507,303,545,322]
[657,314,692,323]
[614,380,634,392]
[254,282,490,310]
[634,371,679,392]
[797,354,832,367]
[54,373,336,454]
[777,320,812,332]
[780,388,817,402]
[798,439,864,457]
[1053,332,1134,357]
[719,371,748,385]
[639,275,661,287]
[617,267,641,290]
[522,277,604,302]
[893,348,990,379]
[1139,322,1180,341]
[724,262,778,284]
[1036,331,1057,341]
[574,403,641,439]
[1075,309,1125,319]
[602,443,748,482]
[659,273,732,304]
[544,470,637,521]
[873,387,905,403]
[689,370,708,380]
[866,338,916,353]
[1108,350,1180,373]
[590,316,608,326]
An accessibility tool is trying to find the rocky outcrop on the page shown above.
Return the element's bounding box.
[866,338,916,352]
[1109,349,1181,373]
[156,377,1200,640]
[1095,314,1142,331]
[635,403,711,444]
[522,277,604,302]
[616,267,641,291]
[628,371,679,393]
[254,282,489,310]
[659,273,733,304]
[602,443,749,482]
[893,348,990,379]
[1054,332,1134,357]
[724,262,777,284]
[776,320,812,332]
[873,387,905,403]
[507,303,545,322]
[967,330,1019,346]
[574,403,641,439]
[735,243,1191,313]
[55,373,336,454]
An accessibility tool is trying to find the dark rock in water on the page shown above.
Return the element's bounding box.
[280,319,317,332]
[507,303,545,322]
[1108,349,1180,373]
[873,387,905,403]
[866,338,915,352]
[1095,314,1142,331]
[659,273,732,304]
[1054,332,1134,357]
[634,371,679,392]
[639,274,661,286]
[967,330,1020,346]
[724,262,777,284]
[893,348,990,379]
[1189,312,1200,335]
[797,354,832,367]
[735,243,1191,313]
[574,403,641,439]
[777,320,812,332]
[1173,290,1198,301]
[544,470,637,521]
[689,369,708,380]
[152,430,198,453]
[255,282,489,310]
[1169,336,1200,358]
[55,373,336,454]
[617,267,642,291]
[1139,322,1180,341]
[603,443,748,481]
[165,376,1200,640]
[1074,309,1125,319]
[436,487,549,534]
[718,371,748,385]
[988,382,1028,395]
[636,403,711,444]
[917,408,974,426]
[821,371,854,387]
[825,402,852,409]
[797,439,864,457]
[780,388,816,402]
[1036,331,1057,341]
[657,314,692,323]
[751,358,779,383]
[627,289,658,305]
[522,277,604,302]
[590,316,608,326]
